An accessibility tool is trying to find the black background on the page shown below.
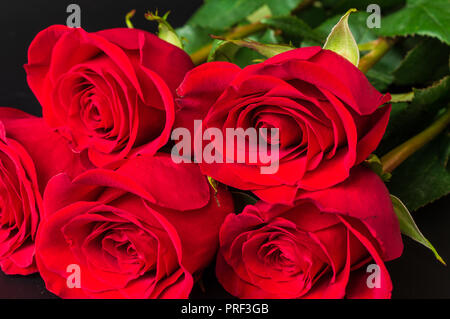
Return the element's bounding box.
[0,0,449,299]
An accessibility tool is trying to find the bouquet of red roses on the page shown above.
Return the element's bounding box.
[0,0,448,299]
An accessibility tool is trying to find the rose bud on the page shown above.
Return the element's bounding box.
[25,25,194,167]
[216,166,403,299]
[35,154,233,298]
[0,107,87,275]
[175,47,391,204]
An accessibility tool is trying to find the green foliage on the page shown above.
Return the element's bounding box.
[262,16,325,45]
[377,0,450,45]
[366,48,403,91]
[378,76,450,154]
[388,132,450,213]
[413,76,450,106]
[265,0,304,15]
[366,69,394,91]
[177,1,306,56]
[215,39,294,58]
[207,39,241,62]
[207,29,287,67]
[393,38,450,86]
[187,0,266,30]
[187,0,305,30]
[176,24,217,54]
[295,5,328,28]
[391,195,446,264]
[233,29,286,67]
[321,0,405,12]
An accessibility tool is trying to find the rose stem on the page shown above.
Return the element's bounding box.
[358,37,395,73]
[190,43,215,65]
[190,0,315,65]
[381,106,450,173]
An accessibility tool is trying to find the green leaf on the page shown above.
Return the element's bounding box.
[187,0,306,31]
[265,0,304,16]
[216,38,294,58]
[321,0,406,12]
[391,195,446,265]
[376,0,450,45]
[179,0,306,56]
[247,4,272,23]
[176,24,217,54]
[233,47,266,67]
[323,9,360,66]
[256,28,283,44]
[262,15,326,45]
[365,48,403,91]
[377,76,450,154]
[187,0,265,30]
[388,132,450,212]
[366,69,394,91]
[412,76,450,105]
[295,5,328,29]
[441,134,450,167]
[208,29,284,67]
[393,38,450,86]
[207,39,241,62]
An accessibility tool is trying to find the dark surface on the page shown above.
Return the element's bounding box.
[0,0,449,299]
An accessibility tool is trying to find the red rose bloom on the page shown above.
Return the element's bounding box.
[35,154,233,298]
[0,108,87,275]
[176,47,391,204]
[25,25,194,167]
[216,166,403,299]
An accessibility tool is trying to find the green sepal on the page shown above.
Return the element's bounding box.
[323,8,360,66]
[391,195,446,265]
[145,11,183,49]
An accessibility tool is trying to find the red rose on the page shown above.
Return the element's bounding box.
[25,25,193,167]
[175,47,391,204]
[0,107,87,275]
[216,166,403,299]
[35,154,233,298]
